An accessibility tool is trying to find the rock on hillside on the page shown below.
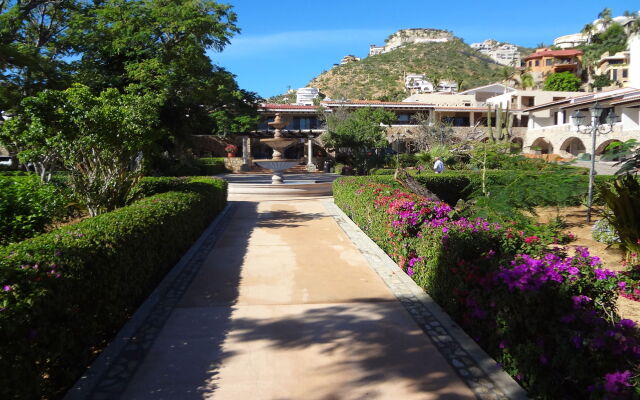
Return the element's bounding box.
[308,38,504,101]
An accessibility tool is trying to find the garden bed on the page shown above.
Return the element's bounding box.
[0,177,227,399]
[334,176,639,399]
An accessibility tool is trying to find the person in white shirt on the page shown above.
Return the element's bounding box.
[433,156,444,173]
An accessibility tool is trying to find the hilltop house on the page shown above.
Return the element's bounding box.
[524,48,583,84]
[470,40,521,66]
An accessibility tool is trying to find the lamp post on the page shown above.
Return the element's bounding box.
[572,102,618,223]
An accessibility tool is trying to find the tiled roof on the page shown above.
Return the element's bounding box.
[321,100,432,106]
[524,49,583,60]
[260,103,317,110]
[524,88,639,112]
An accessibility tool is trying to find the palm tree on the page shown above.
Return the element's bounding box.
[581,23,595,42]
[499,66,517,86]
[519,73,535,90]
[428,72,442,92]
[598,8,613,30]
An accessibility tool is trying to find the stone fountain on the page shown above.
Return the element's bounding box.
[254,113,298,184]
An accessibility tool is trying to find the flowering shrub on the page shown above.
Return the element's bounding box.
[334,177,640,399]
[0,177,227,399]
[224,144,238,153]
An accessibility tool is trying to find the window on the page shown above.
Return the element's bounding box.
[396,114,410,124]
[623,69,628,78]
[612,69,618,81]
[535,60,540,66]
[545,59,553,66]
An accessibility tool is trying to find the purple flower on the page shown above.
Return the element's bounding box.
[618,319,636,329]
[407,267,414,276]
[499,341,508,349]
[572,295,592,308]
[618,281,627,289]
[603,370,632,393]
[2,285,11,292]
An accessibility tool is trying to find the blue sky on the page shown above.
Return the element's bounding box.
[209,1,639,99]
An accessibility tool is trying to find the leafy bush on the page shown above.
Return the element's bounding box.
[0,177,227,399]
[0,175,72,246]
[334,177,639,399]
[599,175,640,258]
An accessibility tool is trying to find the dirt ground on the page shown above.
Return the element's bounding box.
[536,206,640,322]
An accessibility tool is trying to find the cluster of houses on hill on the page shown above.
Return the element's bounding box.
[193,74,640,171]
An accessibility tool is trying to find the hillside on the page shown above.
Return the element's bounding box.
[308,38,505,101]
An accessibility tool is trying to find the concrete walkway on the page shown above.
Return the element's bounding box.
[122,193,476,399]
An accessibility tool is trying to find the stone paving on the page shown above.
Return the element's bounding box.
[66,193,527,400]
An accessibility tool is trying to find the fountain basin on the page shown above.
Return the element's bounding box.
[255,159,299,184]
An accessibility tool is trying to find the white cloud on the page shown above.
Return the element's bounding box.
[212,28,392,59]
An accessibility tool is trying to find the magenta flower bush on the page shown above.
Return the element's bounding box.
[334,177,639,399]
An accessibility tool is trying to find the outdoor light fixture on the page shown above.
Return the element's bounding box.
[571,101,619,223]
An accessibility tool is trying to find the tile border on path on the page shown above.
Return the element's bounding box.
[64,203,237,400]
[323,199,529,400]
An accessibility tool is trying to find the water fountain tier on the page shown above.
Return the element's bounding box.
[256,112,298,184]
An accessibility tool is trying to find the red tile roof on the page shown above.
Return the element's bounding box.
[260,103,317,110]
[524,49,583,60]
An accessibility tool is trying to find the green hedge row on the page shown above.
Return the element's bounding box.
[360,170,614,207]
[197,157,227,175]
[0,177,227,399]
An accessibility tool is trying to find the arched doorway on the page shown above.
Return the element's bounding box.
[597,139,623,161]
[530,137,553,154]
[559,137,586,157]
[510,137,523,154]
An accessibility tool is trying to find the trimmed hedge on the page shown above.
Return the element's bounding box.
[334,177,639,398]
[197,157,227,175]
[0,177,227,399]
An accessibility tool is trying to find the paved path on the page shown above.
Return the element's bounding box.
[69,192,525,400]
[127,194,475,399]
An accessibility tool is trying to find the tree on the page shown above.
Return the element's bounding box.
[592,74,613,89]
[499,66,517,86]
[0,0,78,111]
[517,72,535,90]
[320,107,395,169]
[2,84,162,216]
[581,23,595,42]
[543,72,582,91]
[598,8,613,29]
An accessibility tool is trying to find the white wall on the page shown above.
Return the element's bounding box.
[621,106,640,131]
[630,34,640,88]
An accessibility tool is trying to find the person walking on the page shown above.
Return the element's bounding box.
[433,156,444,174]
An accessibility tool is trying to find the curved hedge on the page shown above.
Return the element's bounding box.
[0,177,227,399]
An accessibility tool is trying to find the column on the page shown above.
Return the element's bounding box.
[306,135,317,172]
[469,112,475,127]
[240,135,250,171]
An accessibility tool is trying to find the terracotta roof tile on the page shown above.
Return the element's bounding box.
[524,49,583,60]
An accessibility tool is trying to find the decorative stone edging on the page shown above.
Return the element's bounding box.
[323,199,529,400]
[64,203,237,400]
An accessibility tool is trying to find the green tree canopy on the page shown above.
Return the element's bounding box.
[321,107,396,165]
[543,72,582,91]
[1,84,161,215]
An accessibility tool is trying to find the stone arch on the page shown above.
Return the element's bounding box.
[559,137,586,157]
[530,137,553,154]
[510,137,523,154]
[596,139,624,160]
